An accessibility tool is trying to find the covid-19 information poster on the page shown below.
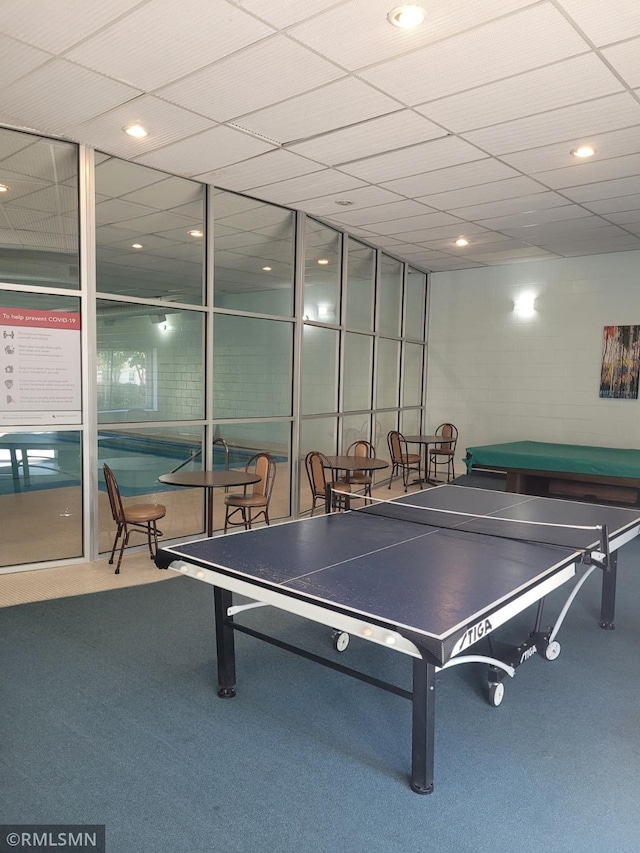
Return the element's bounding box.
[0,308,82,426]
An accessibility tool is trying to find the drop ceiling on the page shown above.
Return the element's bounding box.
[1,0,640,272]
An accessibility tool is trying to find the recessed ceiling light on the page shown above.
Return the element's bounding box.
[571,145,595,158]
[0,184,9,193]
[317,258,330,265]
[335,200,354,206]
[131,243,144,249]
[188,229,203,237]
[455,237,469,247]
[387,5,426,28]
[262,266,272,271]
[123,124,148,138]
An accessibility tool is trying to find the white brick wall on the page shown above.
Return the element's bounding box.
[426,250,640,468]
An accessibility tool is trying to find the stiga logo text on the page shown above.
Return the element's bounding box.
[452,618,493,655]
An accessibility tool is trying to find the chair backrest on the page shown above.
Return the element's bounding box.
[103,464,125,524]
[387,430,406,464]
[305,451,330,498]
[247,452,276,500]
[346,439,375,459]
[435,423,458,451]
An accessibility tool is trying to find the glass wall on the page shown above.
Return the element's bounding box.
[0,127,82,568]
[0,123,427,572]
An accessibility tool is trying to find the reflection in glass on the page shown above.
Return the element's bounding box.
[346,239,374,331]
[376,338,400,409]
[0,127,79,289]
[213,314,293,419]
[97,425,204,548]
[0,429,82,567]
[400,409,421,436]
[378,254,403,338]
[341,413,370,452]
[304,219,341,325]
[373,411,398,460]
[95,155,205,305]
[213,189,295,316]
[405,268,427,340]
[402,343,424,407]
[97,300,205,423]
[343,332,373,412]
[302,325,338,415]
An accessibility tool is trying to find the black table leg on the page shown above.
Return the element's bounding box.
[599,550,617,630]
[214,587,237,697]
[410,656,436,794]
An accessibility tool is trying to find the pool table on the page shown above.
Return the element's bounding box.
[464,440,640,506]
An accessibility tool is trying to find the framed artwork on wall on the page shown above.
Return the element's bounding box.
[600,325,640,399]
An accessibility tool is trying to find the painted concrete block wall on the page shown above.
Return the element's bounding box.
[426,250,640,469]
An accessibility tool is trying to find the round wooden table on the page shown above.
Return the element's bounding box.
[403,435,443,485]
[158,470,260,537]
[321,455,389,482]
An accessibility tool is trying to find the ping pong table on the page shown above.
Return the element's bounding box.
[156,485,640,794]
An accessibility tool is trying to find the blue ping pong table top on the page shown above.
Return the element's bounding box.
[156,485,640,662]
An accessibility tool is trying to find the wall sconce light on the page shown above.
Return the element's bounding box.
[151,313,167,326]
[513,293,537,317]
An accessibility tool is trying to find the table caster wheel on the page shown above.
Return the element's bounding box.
[332,630,350,652]
[544,640,561,661]
[488,682,504,707]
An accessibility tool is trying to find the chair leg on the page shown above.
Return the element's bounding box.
[109,523,124,565]
[115,526,130,574]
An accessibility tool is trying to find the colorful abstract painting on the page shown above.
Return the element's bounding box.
[600,325,640,399]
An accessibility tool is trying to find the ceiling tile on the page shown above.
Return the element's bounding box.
[363,211,463,236]
[0,0,143,53]
[231,78,401,144]
[603,210,640,225]
[415,54,622,133]
[236,0,344,28]
[328,200,436,226]
[0,34,51,88]
[290,0,538,70]
[134,126,275,177]
[65,95,217,158]
[382,158,519,197]
[583,193,640,214]
[0,59,140,134]
[476,205,594,231]
[65,0,274,91]
[418,176,547,211]
[338,136,486,183]
[534,152,640,189]
[359,4,589,105]
[462,93,640,155]
[157,36,344,123]
[499,124,640,174]
[561,174,640,201]
[291,185,404,215]
[203,150,323,192]
[557,0,640,47]
[451,191,571,222]
[287,110,445,165]
[601,37,640,88]
[247,169,366,205]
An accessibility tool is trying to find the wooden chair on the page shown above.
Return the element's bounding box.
[305,451,351,515]
[345,439,376,499]
[224,452,276,532]
[103,463,166,574]
[387,430,422,492]
[427,423,459,483]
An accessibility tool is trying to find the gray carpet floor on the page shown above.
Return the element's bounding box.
[2,501,639,853]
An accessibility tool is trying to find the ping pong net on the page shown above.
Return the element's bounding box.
[328,489,610,563]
